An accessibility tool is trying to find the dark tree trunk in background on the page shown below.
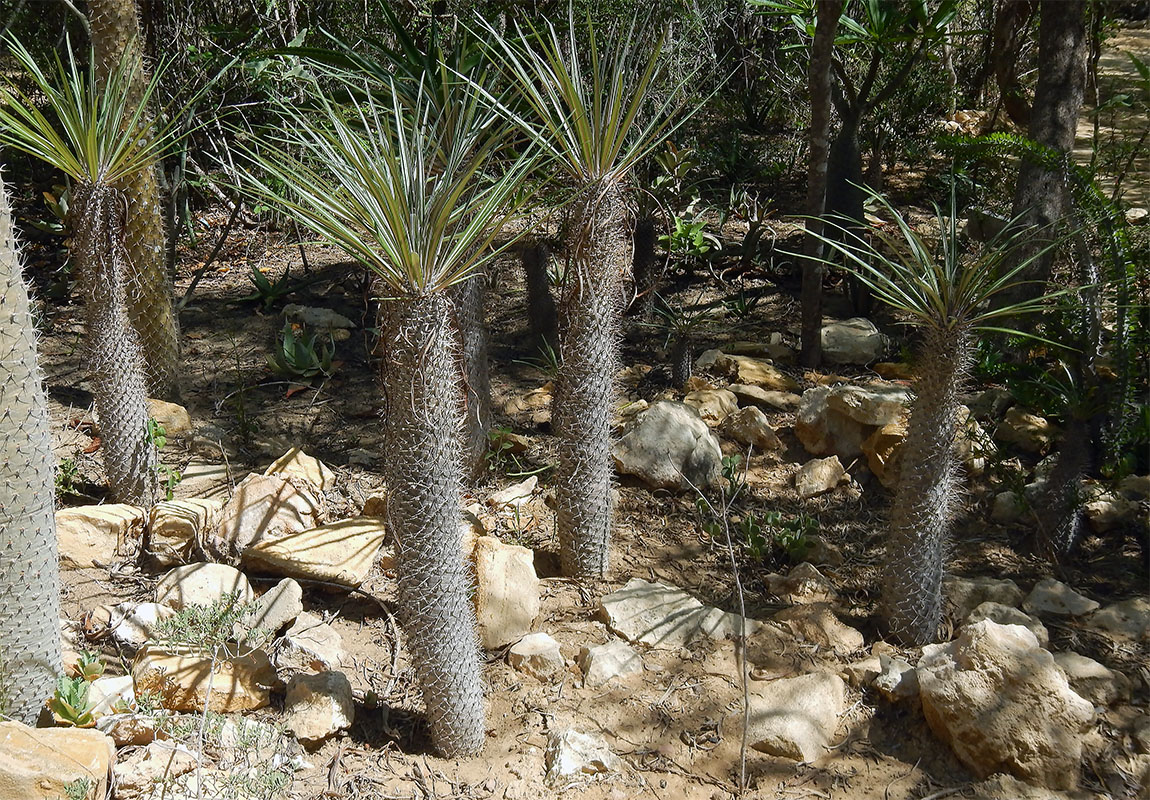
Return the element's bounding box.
[628,216,658,320]
[991,0,1037,128]
[800,0,844,368]
[1007,0,1087,307]
[521,241,558,350]
[825,111,871,315]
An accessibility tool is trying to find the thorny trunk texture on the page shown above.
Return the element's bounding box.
[521,241,558,349]
[451,273,492,481]
[670,335,693,391]
[800,0,844,368]
[554,187,629,578]
[71,185,158,506]
[378,292,485,757]
[629,215,658,320]
[1034,416,1092,562]
[884,325,972,645]
[1007,0,1087,305]
[0,174,63,723]
[89,0,180,399]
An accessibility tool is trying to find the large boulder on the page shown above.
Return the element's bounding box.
[283,671,355,743]
[917,620,1095,790]
[862,406,994,489]
[613,401,722,491]
[132,644,278,713]
[1082,597,1150,642]
[820,318,885,365]
[943,575,1025,620]
[746,672,845,761]
[242,517,386,587]
[56,504,145,569]
[208,473,321,563]
[154,562,255,611]
[1023,579,1100,618]
[0,722,115,800]
[263,447,336,492]
[795,383,910,460]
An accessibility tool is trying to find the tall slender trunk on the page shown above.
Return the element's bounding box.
[0,174,63,724]
[800,0,843,368]
[71,185,157,506]
[826,112,872,315]
[554,188,628,578]
[451,273,492,481]
[88,0,180,399]
[629,215,658,320]
[521,240,558,349]
[1006,0,1086,305]
[378,292,485,757]
[884,325,971,644]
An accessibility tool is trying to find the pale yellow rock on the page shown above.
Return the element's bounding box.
[209,473,321,560]
[242,517,386,586]
[56,504,145,568]
[146,398,193,436]
[264,447,336,492]
[682,388,739,426]
[474,536,540,649]
[0,721,114,800]
[147,499,222,566]
[714,353,799,392]
[132,644,278,712]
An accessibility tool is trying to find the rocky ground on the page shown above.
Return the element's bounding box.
[3,211,1147,800]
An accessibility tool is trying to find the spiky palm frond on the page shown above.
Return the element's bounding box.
[236,81,536,296]
[0,36,178,187]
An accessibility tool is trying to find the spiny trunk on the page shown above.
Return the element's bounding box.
[378,292,485,757]
[521,241,558,349]
[451,273,492,482]
[0,174,63,723]
[554,188,628,578]
[800,0,844,368]
[1034,415,1091,562]
[629,215,658,320]
[884,325,972,644]
[89,0,180,399]
[670,335,693,391]
[71,184,157,506]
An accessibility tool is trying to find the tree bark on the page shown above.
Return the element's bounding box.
[88,0,180,399]
[379,292,485,757]
[991,0,1037,128]
[800,0,843,368]
[451,272,492,482]
[0,173,64,724]
[521,240,558,349]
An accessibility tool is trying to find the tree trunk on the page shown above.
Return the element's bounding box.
[1007,0,1086,303]
[991,0,1037,128]
[451,272,492,482]
[521,241,558,349]
[553,189,628,578]
[88,0,180,399]
[670,335,693,391]
[825,112,872,315]
[884,325,971,644]
[71,184,158,506]
[629,215,658,320]
[800,0,843,368]
[378,292,485,757]
[0,174,63,724]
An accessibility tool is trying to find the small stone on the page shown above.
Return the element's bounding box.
[578,639,643,687]
[872,361,914,380]
[474,536,540,649]
[1082,597,1150,642]
[132,644,278,713]
[487,475,538,509]
[147,499,222,567]
[996,407,1058,453]
[56,504,145,569]
[283,671,355,743]
[613,401,722,492]
[95,713,169,747]
[86,674,135,718]
[508,633,564,681]
[966,602,1049,648]
[1023,579,1100,618]
[283,304,355,339]
[711,353,799,392]
[1052,652,1131,707]
[600,578,760,648]
[682,388,739,426]
[804,535,844,566]
[820,318,885,364]
[544,729,619,788]
[154,562,255,611]
[968,387,1014,421]
[944,575,1025,620]
[172,461,232,500]
[1125,207,1149,226]
[991,491,1026,524]
[108,602,178,650]
[264,447,337,492]
[720,406,782,451]
[746,672,845,761]
[767,562,837,604]
[243,517,386,587]
[727,384,801,411]
[0,722,115,800]
[145,399,193,437]
[113,741,196,800]
[827,383,911,426]
[795,456,848,499]
[209,474,321,563]
[773,604,864,656]
[1133,716,1150,754]
[1082,491,1135,534]
[240,578,303,646]
[841,655,882,688]
[279,611,346,671]
[873,654,919,701]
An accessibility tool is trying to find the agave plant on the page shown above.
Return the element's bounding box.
[0,38,183,505]
[811,186,1061,644]
[237,82,534,757]
[479,11,692,578]
[0,171,64,724]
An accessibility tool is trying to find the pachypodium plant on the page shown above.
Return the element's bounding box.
[0,171,65,724]
[812,186,1059,644]
[238,80,534,756]
[480,11,692,577]
[0,38,172,505]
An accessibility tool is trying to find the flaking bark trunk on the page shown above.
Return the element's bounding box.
[884,325,971,644]
[0,174,64,723]
[378,292,485,757]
